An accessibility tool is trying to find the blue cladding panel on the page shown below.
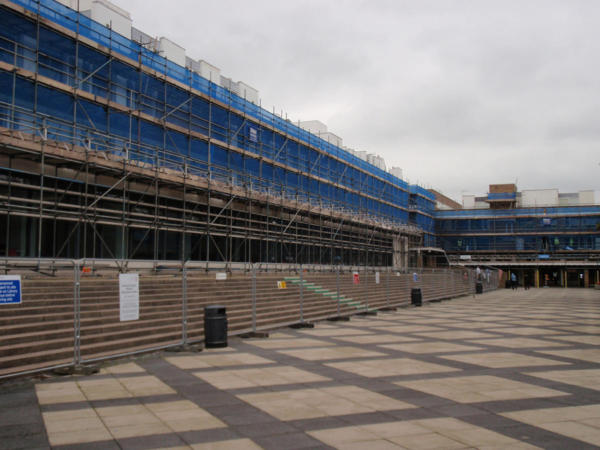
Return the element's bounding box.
[139,119,162,149]
[245,157,260,178]
[109,111,138,142]
[487,192,516,200]
[0,71,12,104]
[230,151,243,172]
[14,76,34,111]
[190,138,208,162]
[76,99,107,133]
[37,85,73,122]
[165,130,188,156]
[210,145,227,168]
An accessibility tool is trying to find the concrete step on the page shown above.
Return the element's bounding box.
[0,271,479,377]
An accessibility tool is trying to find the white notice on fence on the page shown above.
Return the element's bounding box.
[119,273,139,321]
[375,272,380,284]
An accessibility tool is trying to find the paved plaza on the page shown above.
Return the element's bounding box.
[1,288,600,449]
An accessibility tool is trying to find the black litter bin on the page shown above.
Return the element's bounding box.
[204,305,228,348]
[411,288,422,307]
[476,281,483,294]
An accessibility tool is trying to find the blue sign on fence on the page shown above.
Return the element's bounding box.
[0,275,21,304]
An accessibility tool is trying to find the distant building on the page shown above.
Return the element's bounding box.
[462,185,598,209]
[438,184,600,287]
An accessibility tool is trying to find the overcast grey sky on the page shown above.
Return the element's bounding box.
[114,0,600,202]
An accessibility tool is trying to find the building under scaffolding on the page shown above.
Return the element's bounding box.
[436,184,600,287]
[0,0,436,269]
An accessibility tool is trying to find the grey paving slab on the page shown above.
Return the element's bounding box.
[254,431,332,450]
[0,433,48,450]
[53,441,120,450]
[117,433,188,450]
[0,382,48,450]
[2,288,600,449]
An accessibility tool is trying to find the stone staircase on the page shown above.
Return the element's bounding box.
[283,276,376,313]
[0,268,477,377]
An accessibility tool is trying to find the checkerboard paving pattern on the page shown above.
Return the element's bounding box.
[540,348,600,363]
[334,333,421,344]
[244,337,335,349]
[193,366,330,389]
[470,337,571,349]
[326,357,460,378]
[502,405,600,446]
[165,352,274,370]
[439,351,571,368]
[395,375,566,403]
[379,341,482,353]
[5,287,598,449]
[277,345,386,360]
[307,417,541,449]
[37,368,226,446]
[552,334,600,345]
[525,368,600,390]
[238,386,415,421]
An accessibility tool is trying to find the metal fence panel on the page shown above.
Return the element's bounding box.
[0,260,498,378]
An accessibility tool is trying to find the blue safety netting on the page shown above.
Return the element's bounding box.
[0,0,439,228]
[435,205,600,218]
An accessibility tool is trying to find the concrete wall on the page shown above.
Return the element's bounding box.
[298,120,328,134]
[367,154,386,170]
[355,151,367,161]
[559,193,579,206]
[319,131,343,147]
[58,0,132,38]
[158,37,186,67]
[462,195,476,209]
[196,60,221,85]
[521,189,559,207]
[236,81,259,104]
[579,190,598,205]
[389,167,403,180]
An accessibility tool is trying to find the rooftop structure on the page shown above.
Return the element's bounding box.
[298,120,343,148]
[463,184,599,209]
[429,189,462,210]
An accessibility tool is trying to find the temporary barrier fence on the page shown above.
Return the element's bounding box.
[0,259,497,379]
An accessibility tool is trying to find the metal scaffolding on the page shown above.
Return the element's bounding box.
[0,102,424,268]
[0,0,433,269]
[0,122,415,268]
